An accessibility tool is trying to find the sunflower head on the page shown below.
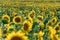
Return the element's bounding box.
[49,27,56,35]
[29,10,36,19]
[54,26,60,31]
[50,11,55,17]
[13,16,22,24]
[39,22,44,30]
[38,16,43,22]
[57,22,60,26]
[52,34,59,40]
[5,30,29,40]
[4,24,14,30]
[2,14,10,23]
[47,21,52,26]
[10,12,17,17]
[22,20,32,32]
[28,17,33,24]
[38,31,44,37]
[51,17,58,24]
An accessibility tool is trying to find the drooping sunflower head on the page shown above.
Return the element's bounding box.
[5,30,29,40]
[2,14,10,23]
[22,20,32,32]
[29,10,36,19]
[13,16,22,24]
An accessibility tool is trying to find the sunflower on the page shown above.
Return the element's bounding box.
[5,30,29,40]
[13,16,22,24]
[28,10,36,19]
[28,17,33,24]
[0,27,2,38]
[46,21,52,26]
[24,8,29,15]
[37,16,43,22]
[22,20,32,33]
[10,12,17,17]
[38,37,43,40]
[39,22,44,30]
[38,31,44,37]
[3,29,8,38]
[4,24,14,30]
[51,34,60,40]
[51,17,58,24]
[48,26,56,35]
[50,11,55,17]
[57,22,60,26]
[38,31,44,40]
[2,14,10,23]
[54,25,60,31]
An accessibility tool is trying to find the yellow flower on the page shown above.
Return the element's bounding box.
[3,29,8,37]
[10,12,16,17]
[5,30,29,40]
[0,27,2,38]
[39,22,44,30]
[22,20,32,33]
[28,10,36,19]
[48,26,56,35]
[51,17,58,24]
[28,17,33,24]
[38,37,43,40]
[4,24,14,30]
[37,16,43,22]
[13,16,22,24]
[46,21,52,26]
[38,31,44,40]
[54,25,60,31]
[51,34,60,40]
[57,22,60,26]
[38,31,44,37]
[50,12,55,17]
[24,8,29,15]
[2,14,10,23]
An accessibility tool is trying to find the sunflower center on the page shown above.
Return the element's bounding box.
[58,23,60,26]
[11,36,22,40]
[48,22,52,25]
[38,17,42,21]
[30,14,34,18]
[15,17,21,23]
[52,19,55,22]
[55,26,59,31]
[4,17,9,20]
[24,23,29,31]
[3,30,7,34]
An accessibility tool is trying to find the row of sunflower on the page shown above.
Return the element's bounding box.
[0,4,60,40]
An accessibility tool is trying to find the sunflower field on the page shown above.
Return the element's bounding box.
[0,0,60,40]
